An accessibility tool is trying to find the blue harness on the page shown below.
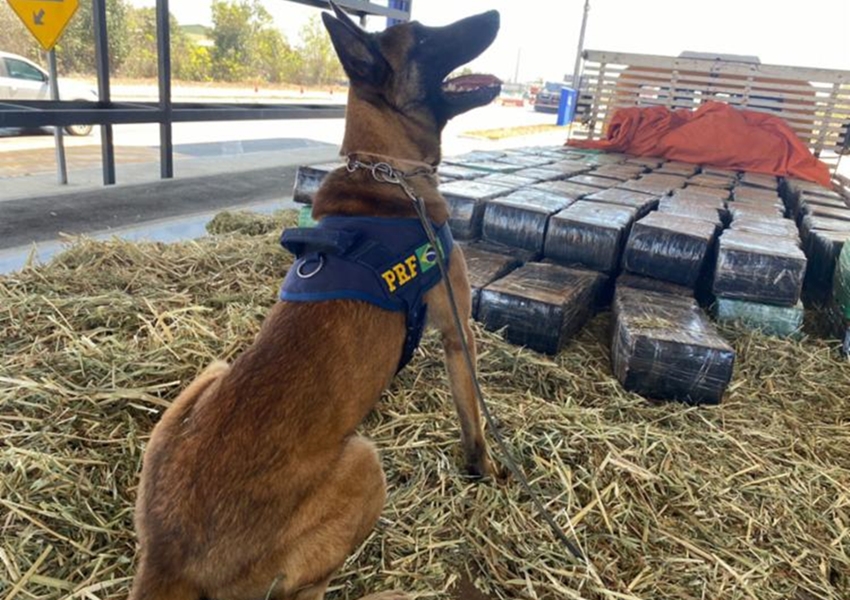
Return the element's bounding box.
[279,216,453,372]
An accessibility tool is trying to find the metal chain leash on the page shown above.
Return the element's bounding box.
[346,157,588,563]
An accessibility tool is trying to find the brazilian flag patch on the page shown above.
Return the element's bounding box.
[415,241,441,273]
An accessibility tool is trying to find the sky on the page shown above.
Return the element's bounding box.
[132,1,850,83]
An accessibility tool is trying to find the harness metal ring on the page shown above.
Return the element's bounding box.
[296,254,325,279]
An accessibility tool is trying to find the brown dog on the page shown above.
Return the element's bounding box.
[129,4,501,600]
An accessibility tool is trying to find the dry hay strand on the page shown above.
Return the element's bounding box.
[1,210,848,600]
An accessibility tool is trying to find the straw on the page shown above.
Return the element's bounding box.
[1,209,848,600]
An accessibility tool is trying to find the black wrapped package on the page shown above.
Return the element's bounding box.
[567,174,620,189]
[732,186,783,204]
[438,164,487,181]
[456,160,521,174]
[481,190,573,253]
[292,162,340,204]
[803,229,847,302]
[478,262,604,355]
[590,163,646,180]
[712,229,807,306]
[543,160,593,178]
[531,180,600,201]
[686,173,736,189]
[797,194,850,221]
[616,273,693,297]
[655,161,699,176]
[444,150,506,163]
[493,154,557,168]
[800,215,850,242]
[458,241,525,319]
[512,167,567,182]
[478,173,538,190]
[625,156,665,169]
[738,172,778,189]
[674,186,731,202]
[619,174,687,196]
[729,217,800,239]
[440,180,512,240]
[800,204,850,223]
[543,201,637,273]
[784,177,843,200]
[658,196,727,228]
[611,287,735,405]
[584,187,659,218]
[622,212,718,287]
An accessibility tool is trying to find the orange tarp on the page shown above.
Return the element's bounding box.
[568,102,831,186]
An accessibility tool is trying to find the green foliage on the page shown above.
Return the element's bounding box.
[0,4,42,63]
[0,0,347,86]
[55,0,130,76]
[293,14,344,85]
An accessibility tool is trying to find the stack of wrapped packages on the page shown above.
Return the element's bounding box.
[289,146,850,401]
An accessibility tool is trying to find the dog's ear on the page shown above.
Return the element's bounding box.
[322,7,389,88]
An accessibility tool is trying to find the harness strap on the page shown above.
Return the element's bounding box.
[279,217,453,373]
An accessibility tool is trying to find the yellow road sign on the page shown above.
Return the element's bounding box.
[6,0,80,52]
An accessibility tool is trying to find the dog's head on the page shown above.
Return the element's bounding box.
[322,3,501,129]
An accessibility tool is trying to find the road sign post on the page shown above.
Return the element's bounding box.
[7,0,79,185]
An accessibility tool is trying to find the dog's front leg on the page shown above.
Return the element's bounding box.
[427,247,494,479]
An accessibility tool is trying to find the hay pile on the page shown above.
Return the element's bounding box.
[1,210,848,600]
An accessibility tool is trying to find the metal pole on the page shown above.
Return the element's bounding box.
[92,0,116,185]
[156,0,173,179]
[46,49,68,185]
[572,0,590,90]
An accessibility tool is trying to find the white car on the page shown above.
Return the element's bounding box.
[0,50,98,136]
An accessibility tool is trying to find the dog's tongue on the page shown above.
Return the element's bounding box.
[442,73,502,94]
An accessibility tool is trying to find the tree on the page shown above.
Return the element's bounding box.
[0,4,43,63]
[121,6,201,81]
[55,0,131,76]
[210,0,265,82]
[295,14,344,85]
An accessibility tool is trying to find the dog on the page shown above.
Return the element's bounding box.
[128,4,501,600]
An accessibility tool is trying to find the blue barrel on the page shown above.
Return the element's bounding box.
[556,87,578,126]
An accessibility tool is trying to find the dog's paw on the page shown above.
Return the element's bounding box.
[464,458,508,484]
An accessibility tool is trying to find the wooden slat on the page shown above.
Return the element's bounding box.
[575,50,850,175]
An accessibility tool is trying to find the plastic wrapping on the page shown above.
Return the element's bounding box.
[567,174,620,190]
[438,164,487,181]
[728,203,785,222]
[481,190,573,253]
[611,287,735,405]
[686,173,736,189]
[800,203,850,223]
[584,187,660,218]
[492,154,557,168]
[616,273,693,296]
[512,167,567,182]
[702,166,741,178]
[478,262,604,355]
[658,196,727,228]
[834,241,850,320]
[458,241,525,319]
[800,215,850,247]
[478,173,538,190]
[738,173,778,189]
[732,186,783,203]
[452,160,520,174]
[803,230,847,301]
[440,180,511,240]
[729,216,800,239]
[590,163,646,180]
[531,180,600,200]
[713,229,807,306]
[675,186,732,202]
[656,161,700,176]
[622,212,718,287]
[292,162,340,204]
[619,174,687,196]
[444,150,506,163]
[783,177,840,200]
[543,201,637,273]
[538,160,593,178]
[715,297,804,337]
[625,155,665,169]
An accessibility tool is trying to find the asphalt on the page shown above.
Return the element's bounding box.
[0,141,341,273]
